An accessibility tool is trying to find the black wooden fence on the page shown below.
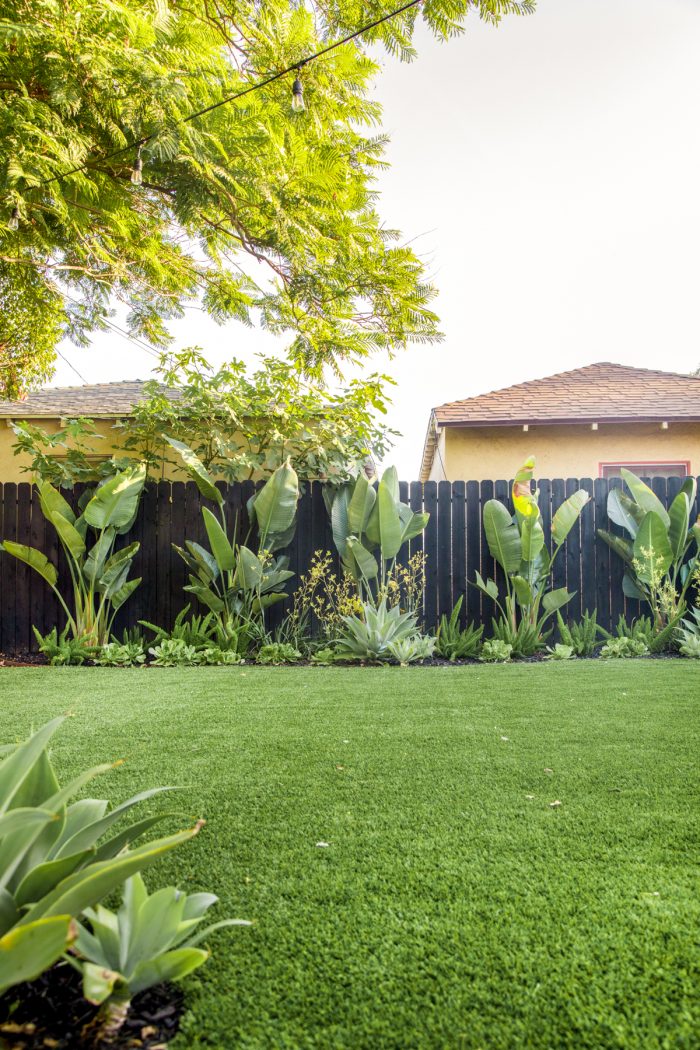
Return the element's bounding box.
[0,475,697,653]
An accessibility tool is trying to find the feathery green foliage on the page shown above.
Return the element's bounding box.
[0,0,534,395]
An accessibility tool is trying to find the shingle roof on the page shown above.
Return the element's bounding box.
[434,363,700,426]
[420,362,700,481]
[0,380,177,417]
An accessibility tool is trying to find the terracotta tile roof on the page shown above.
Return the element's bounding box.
[0,380,178,418]
[433,363,700,426]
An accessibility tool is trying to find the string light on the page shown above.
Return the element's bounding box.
[291,73,305,112]
[36,0,424,190]
[131,147,144,186]
[8,206,19,231]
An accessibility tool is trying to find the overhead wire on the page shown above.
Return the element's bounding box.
[38,0,425,189]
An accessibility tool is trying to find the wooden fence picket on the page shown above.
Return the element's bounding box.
[0,475,697,651]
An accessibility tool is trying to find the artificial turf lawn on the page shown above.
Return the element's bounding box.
[1,662,699,1050]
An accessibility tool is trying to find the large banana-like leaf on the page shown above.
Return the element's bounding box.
[511,576,534,608]
[607,490,644,538]
[0,915,75,994]
[633,512,673,585]
[50,512,87,560]
[83,530,115,586]
[107,577,141,615]
[597,529,634,565]
[376,471,403,560]
[202,508,236,571]
[84,465,147,531]
[622,573,646,600]
[251,460,299,548]
[232,546,263,591]
[551,490,589,547]
[399,505,429,545]
[541,588,575,616]
[483,500,521,574]
[620,469,670,528]
[165,437,222,506]
[520,514,544,563]
[184,583,225,613]
[329,486,352,560]
[474,571,500,603]
[668,491,690,562]
[38,481,75,526]
[346,536,379,581]
[347,475,376,539]
[0,542,58,588]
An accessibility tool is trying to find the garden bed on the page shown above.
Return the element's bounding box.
[1,663,698,1049]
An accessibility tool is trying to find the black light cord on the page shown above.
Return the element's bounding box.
[38,0,424,190]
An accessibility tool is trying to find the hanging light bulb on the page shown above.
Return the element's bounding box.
[8,205,19,231]
[131,147,143,185]
[291,75,305,112]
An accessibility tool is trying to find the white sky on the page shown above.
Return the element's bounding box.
[51,0,700,477]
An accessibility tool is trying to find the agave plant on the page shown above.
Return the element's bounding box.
[0,465,146,646]
[166,438,299,633]
[335,600,419,662]
[0,718,199,995]
[598,470,699,637]
[475,457,590,647]
[323,467,429,605]
[73,874,249,1043]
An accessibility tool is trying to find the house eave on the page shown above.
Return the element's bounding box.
[435,415,700,428]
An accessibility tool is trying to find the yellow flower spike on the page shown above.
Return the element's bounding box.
[512,456,538,518]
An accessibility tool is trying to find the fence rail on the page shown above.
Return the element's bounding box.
[1,476,697,653]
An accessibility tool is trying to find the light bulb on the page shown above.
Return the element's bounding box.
[8,206,19,231]
[131,151,143,185]
[291,76,305,112]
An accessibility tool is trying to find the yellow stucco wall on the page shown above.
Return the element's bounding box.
[430,422,700,481]
[0,417,184,483]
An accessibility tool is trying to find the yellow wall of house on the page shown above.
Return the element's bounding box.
[0,418,184,483]
[430,422,700,481]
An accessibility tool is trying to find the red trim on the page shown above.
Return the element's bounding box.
[598,460,690,479]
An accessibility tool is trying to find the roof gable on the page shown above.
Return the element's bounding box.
[433,363,700,426]
[0,380,177,418]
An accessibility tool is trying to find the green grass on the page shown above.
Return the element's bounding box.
[1,662,699,1049]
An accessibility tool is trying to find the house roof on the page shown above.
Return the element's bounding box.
[420,362,700,480]
[0,380,176,418]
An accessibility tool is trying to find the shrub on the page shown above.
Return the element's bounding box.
[324,468,428,607]
[166,439,300,638]
[480,640,513,663]
[256,643,303,665]
[32,626,97,666]
[545,643,574,660]
[677,607,700,658]
[72,873,249,1043]
[490,616,545,658]
[599,637,649,659]
[0,718,200,995]
[556,609,604,657]
[335,600,419,662]
[148,639,200,666]
[95,639,146,667]
[388,635,436,665]
[435,597,483,660]
[475,457,589,651]
[0,467,146,646]
[598,470,699,638]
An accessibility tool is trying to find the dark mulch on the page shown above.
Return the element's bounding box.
[0,652,46,667]
[0,965,183,1049]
